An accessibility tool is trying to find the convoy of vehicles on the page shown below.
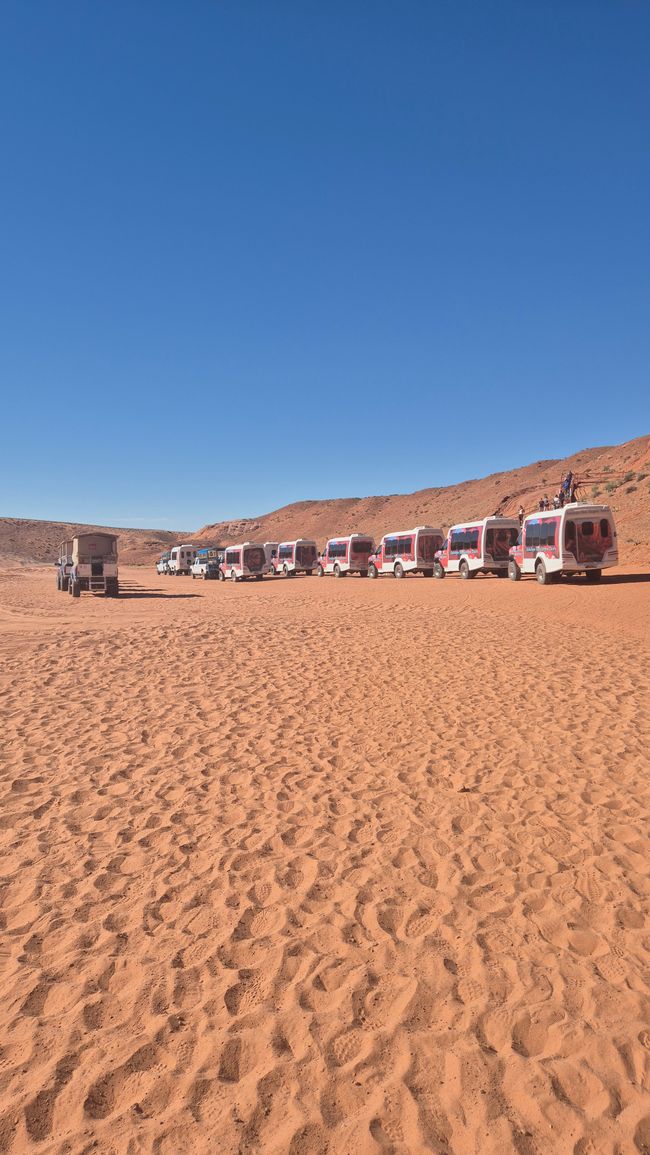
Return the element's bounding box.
[368,526,444,579]
[98,499,622,601]
[273,539,318,576]
[56,533,119,597]
[220,542,268,581]
[433,517,520,579]
[508,505,618,584]
[317,535,375,577]
[191,546,225,580]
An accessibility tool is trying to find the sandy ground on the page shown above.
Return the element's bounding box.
[0,563,649,1155]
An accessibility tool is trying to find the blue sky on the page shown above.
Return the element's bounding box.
[1,1,648,529]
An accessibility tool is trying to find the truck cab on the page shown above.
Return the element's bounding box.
[191,547,224,580]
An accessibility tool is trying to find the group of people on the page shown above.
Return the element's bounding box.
[517,472,580,525]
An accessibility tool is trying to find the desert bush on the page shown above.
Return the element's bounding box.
[605,482,616,494]
[591,486,600,498]
[637,472,647,482]
[623,470,635,482]
[625,485,637,494]
[603,464,612,473]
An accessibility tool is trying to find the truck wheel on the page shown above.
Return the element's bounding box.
[283,565,290,577]
[394,562,404,579]
[71,580,81,598]
[433,562,445,579]
[317,564,324,577]
[508,560,521,582]
[585,569,602,583]
[368,564,378,579]
[231,570,238,582]
[536,560,550,585]
[333,564,343,578]
[459,560,472,580]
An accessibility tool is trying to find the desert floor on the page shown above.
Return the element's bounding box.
[0,564,649,1155]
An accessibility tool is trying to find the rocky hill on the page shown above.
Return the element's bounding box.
[0,519,187,566]
[197,434,650,564]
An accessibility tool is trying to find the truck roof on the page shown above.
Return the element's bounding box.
[380,525,443,540]
[448,516,519,532]
[524,503,613,521]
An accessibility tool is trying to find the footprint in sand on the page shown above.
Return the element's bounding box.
[405,907,440,938]
[328,1027,371,1068]
[595,953,628,986]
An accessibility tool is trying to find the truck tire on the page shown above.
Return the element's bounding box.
[333,564,344,578]
[71,580,81,598]
[317,564,325,577]
[394,562,404,579]
[536,560,550,585]
[508,560,521,582]
[433,562,445,579]
[368,564,378,579]
[585,569,602,583]
[459,560,473,580]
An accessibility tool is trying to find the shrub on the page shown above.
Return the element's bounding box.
[625,485,637,494]
[605,482,616,494]
[591,486,601,499]
[637,472,647,482]
[603,464,612,473]
[623,470,635,482]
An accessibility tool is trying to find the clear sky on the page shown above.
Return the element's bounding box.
[1,1,648,529]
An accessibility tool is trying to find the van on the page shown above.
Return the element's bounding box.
[368,526,444,579]
[220,542,268,582]
[68,534,119,597]
[274,539,318,576]
[434,517,519,579]
[509,504,618,585]
[156,551,171,575]
[317,535,375,577]
[168,544,198,575]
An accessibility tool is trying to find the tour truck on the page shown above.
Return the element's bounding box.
[168,544,198,575]
[434,517,519,579]
[274,539,318,576]
[191,546,224,580]
[56,540,74,591]
[68,533,119,598]
[508,504,618,585]
[264,542,279,569]
[156,551,171,575]
[317,535,375,577]
[368,526,444,579]
[220,542,268,582]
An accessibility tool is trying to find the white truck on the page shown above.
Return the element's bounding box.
[168,544,198,575]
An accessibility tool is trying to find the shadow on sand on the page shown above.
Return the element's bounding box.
[598,572,650,585]
[118,586,202,599]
